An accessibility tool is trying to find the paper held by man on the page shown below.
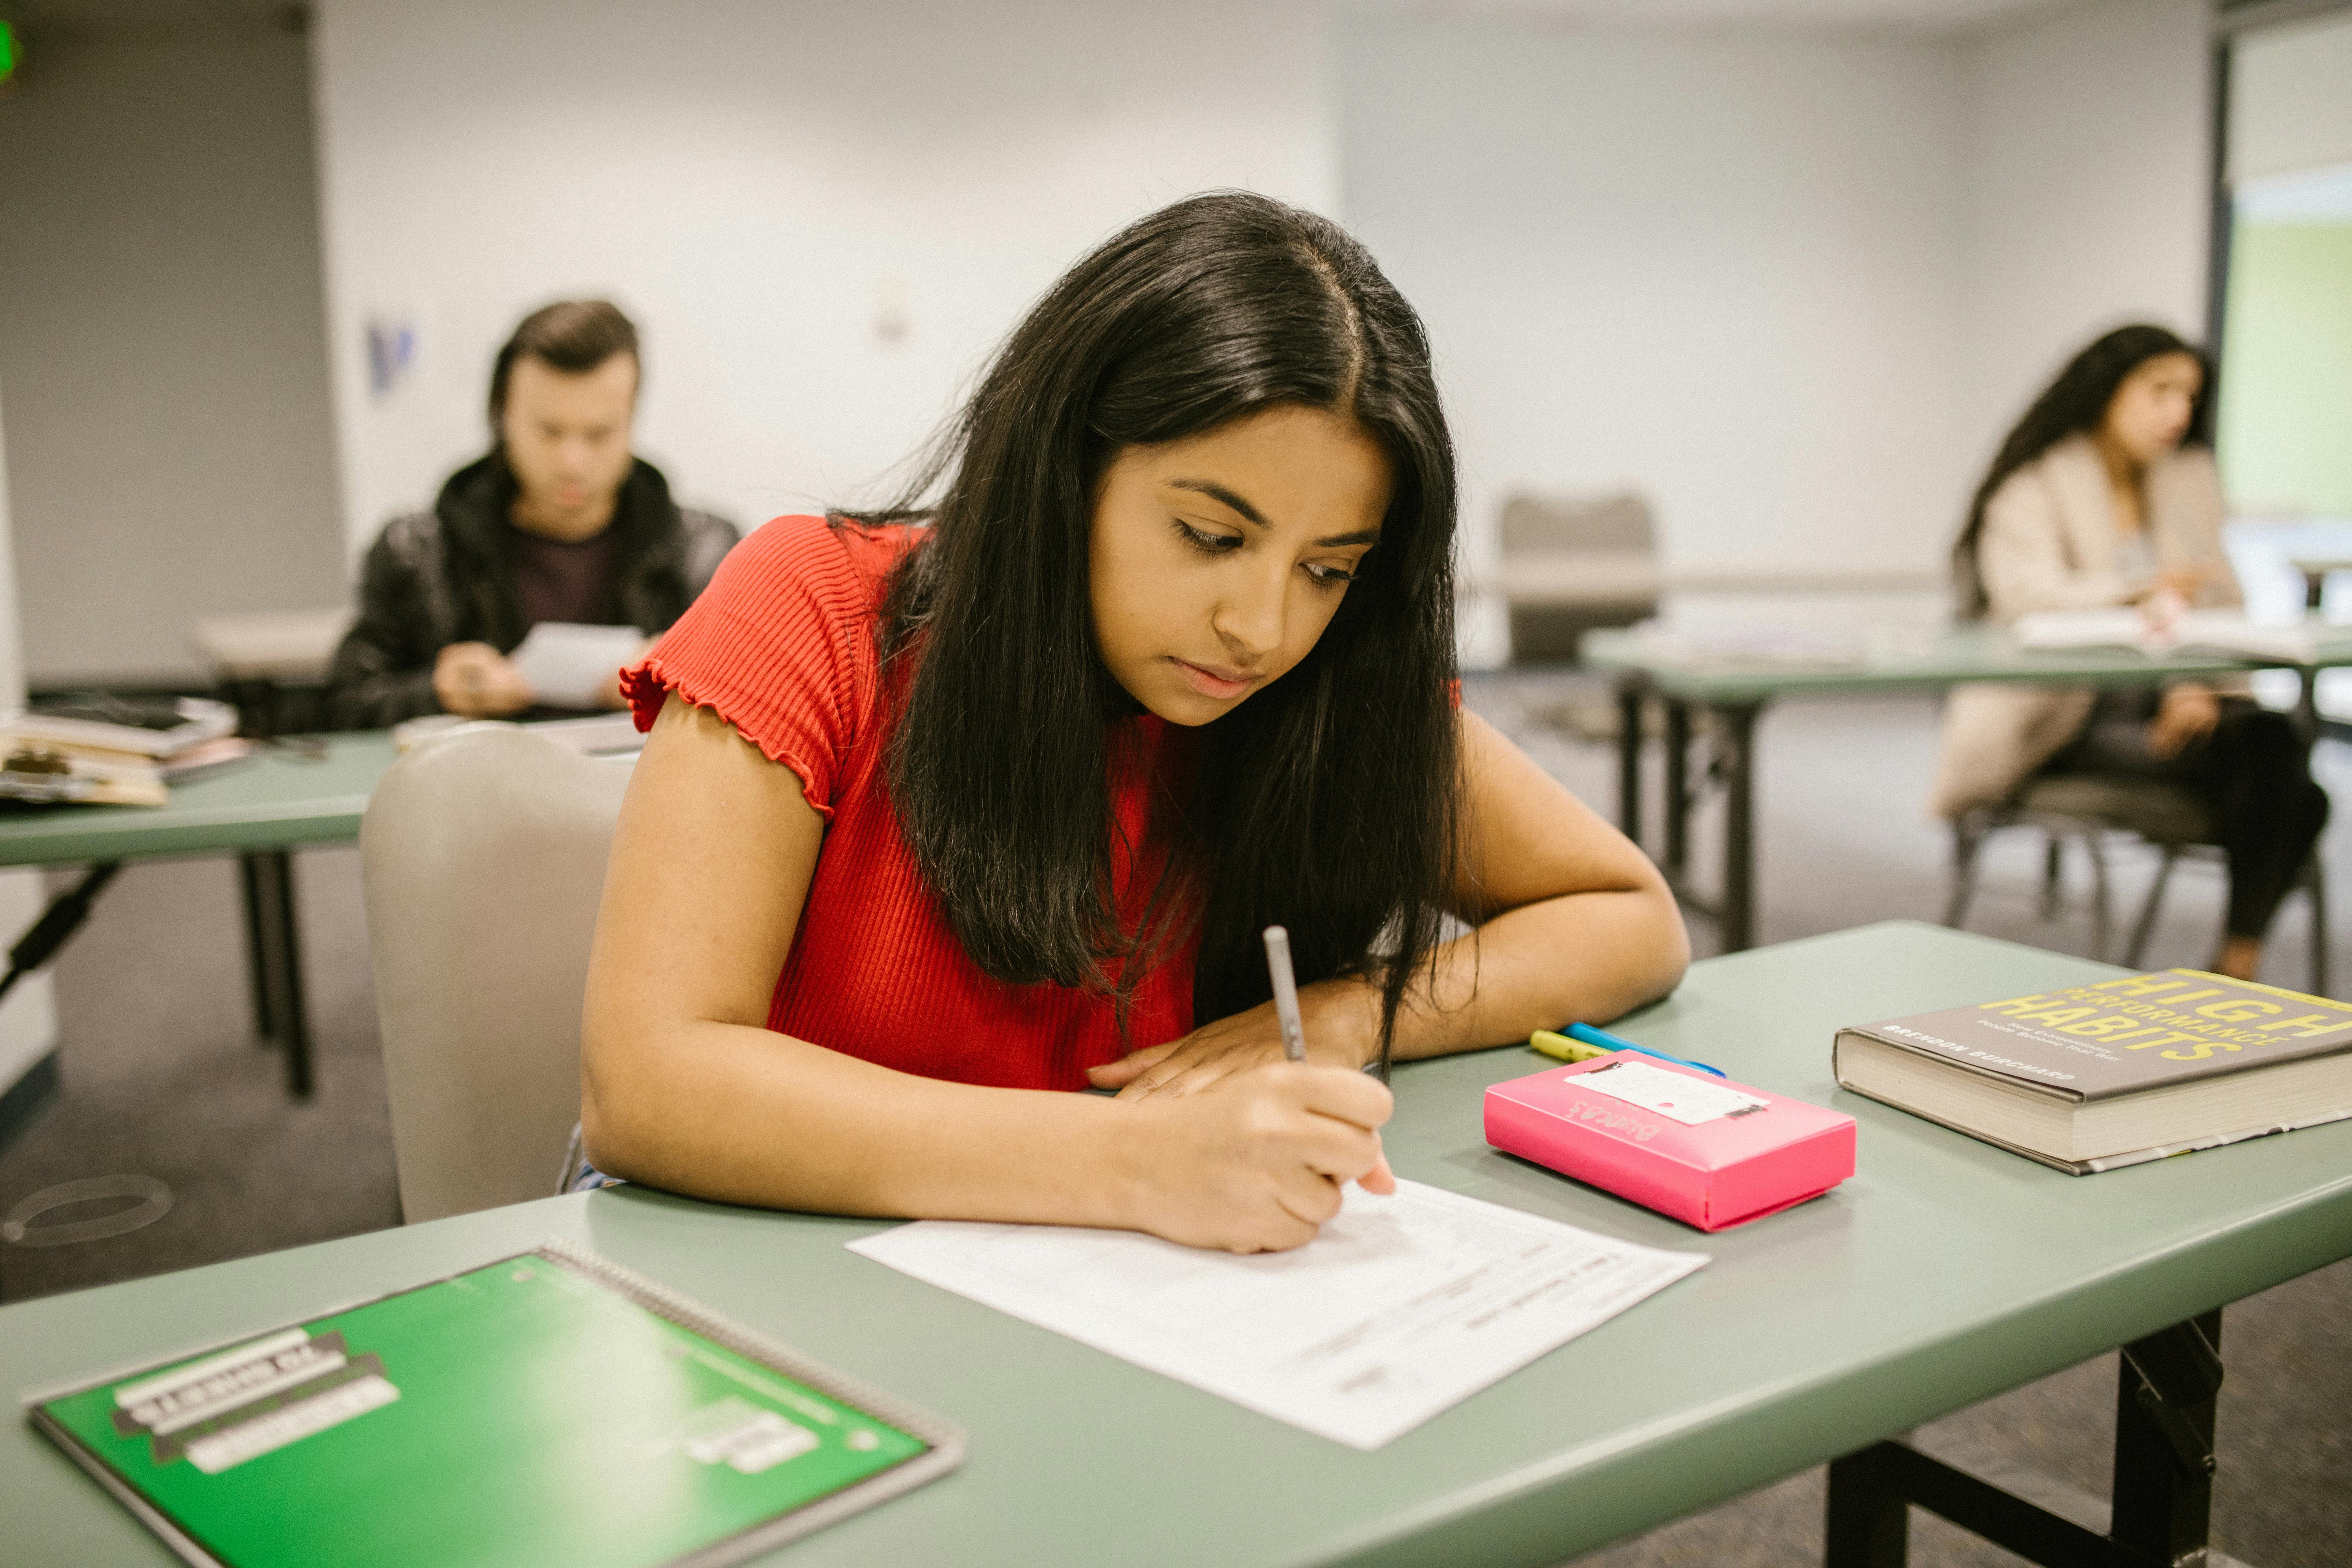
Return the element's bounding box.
[507,622,648,708]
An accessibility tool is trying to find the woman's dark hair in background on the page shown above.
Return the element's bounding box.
[867,191,1461,1068]
[488,299,640,428]
[1952,323,2214,619]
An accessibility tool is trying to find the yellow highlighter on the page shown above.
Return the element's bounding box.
[1530,1028,1612,1063]
[1533,1023,1729,1077]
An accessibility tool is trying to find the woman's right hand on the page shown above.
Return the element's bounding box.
[1114,1062,1396,1253]
[433,641,535,717]
[2137,583,2190,636]
[2138,565,2216,635]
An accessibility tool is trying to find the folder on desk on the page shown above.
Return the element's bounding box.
[23,1239,962,1568]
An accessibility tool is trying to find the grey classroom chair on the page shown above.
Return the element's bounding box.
[1945,772,2328,995]
[360,726,634,1223]
[1492,490,1663,664]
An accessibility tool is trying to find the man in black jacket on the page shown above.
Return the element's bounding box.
[327,300,736,729]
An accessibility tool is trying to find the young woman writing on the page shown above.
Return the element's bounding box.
[1935,324,2327,981]
[580,194,1688,1253]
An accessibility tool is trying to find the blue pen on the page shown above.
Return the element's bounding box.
[1566,1021,1728,1079]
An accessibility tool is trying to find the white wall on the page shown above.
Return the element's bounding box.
[0,20,349,687]
[309,0,1338,555]
[1954,0,2211,462]
[2231,6,2352,183]
[1336,0,2217,661]
[1340,15,1975,607]
[0,384,63,1105]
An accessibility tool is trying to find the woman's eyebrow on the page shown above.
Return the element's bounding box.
[1168,478,1269,527]
[1166,478,1381,547]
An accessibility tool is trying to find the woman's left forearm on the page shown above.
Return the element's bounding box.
[1102,882,1688,1099]
[1311,884,1689,1065]
[1114,711,1697,1092]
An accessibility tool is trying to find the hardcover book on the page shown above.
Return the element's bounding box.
[1834,969,2352,1173]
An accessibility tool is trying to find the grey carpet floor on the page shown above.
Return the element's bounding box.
[0,846,397,1303]
[0,681,2343,1564]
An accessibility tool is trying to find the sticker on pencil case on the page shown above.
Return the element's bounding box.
[1575,1060,1767,1126]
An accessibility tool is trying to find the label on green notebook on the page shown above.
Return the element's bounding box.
[30,1247,945,1568]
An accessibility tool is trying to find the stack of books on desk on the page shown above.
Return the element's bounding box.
[0,695,245,807]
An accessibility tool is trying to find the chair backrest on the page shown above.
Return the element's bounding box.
[188,607,355,683]
[360,727,634,1223]
[1497,491,1656,558]
[1493,491,1663,662]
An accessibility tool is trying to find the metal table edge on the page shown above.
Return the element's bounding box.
[1581,658,2263,705]
[0,794,374,867]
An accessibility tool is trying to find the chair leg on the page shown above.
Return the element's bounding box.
[2039,836,2064,920]
[2088,835,2114,963]
[2306,853,2330,999]
[2125,846,2181,970]
[1944,820,1985,930]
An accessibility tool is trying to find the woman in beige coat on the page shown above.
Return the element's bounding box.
[1936,324,2326,981]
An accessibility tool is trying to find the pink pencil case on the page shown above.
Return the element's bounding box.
[1484,1053,1855,1232]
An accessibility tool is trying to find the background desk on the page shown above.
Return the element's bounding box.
[0,734,396,1101]
[6,922,2347,1567]
[1583,624,2352,952]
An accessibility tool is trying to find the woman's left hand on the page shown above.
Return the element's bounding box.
[2147,684,2222,761]
[1088,980,1381,1101]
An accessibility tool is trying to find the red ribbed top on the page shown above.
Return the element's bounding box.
[623,514,1197,1089]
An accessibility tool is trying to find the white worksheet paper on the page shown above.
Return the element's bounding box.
[847,1179,1708,1449]
[508,622,645,708]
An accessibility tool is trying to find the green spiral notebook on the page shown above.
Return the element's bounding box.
[23,1239,963,1568]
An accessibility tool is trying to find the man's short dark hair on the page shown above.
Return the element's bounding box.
[488,299,640,426]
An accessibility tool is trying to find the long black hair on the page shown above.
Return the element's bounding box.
[863,191,1460,1066]
[1953,323,2213,618]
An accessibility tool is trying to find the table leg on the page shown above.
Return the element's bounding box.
[0,862,123,1006]
[239,853,277,1044]
[243,850,314,1100]
[2110,1312,2221,1563]
[1716,702,1763,953]
[1819,1311,2225,1568]
[1662,699,1690,880]
[1823,1445,1908,1567]
[2295,666,2320,742]
[1615,678,1644,850]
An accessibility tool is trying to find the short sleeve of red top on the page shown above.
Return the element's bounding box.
[622,514,1196,1091]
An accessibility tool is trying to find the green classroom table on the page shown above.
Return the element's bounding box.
[1582,622,2352,953]
[0,733,399,1104]
[6,922,2346,1567]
